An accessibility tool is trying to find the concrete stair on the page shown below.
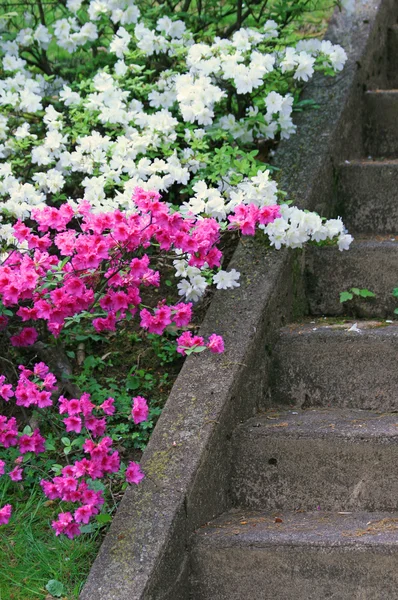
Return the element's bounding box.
[387,24,398,87]
[337,160,398,234]
[269,321,398,411]
[231,408,398,512]
[189,17,398,600]
[364,91,398,158]
[305,237,398,317]
[191,511,398,600]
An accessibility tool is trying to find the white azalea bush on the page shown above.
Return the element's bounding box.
[0,0,356,590]
[0,1,352,305]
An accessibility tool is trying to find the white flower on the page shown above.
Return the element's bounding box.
[213,269,240,290]
[114,60,128,77]
[294,52,315,82]
[110,28,131,58]
[337,233,353,251]
[265,91,284,115]
[156,17,186,39]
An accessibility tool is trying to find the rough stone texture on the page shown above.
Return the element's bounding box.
[81,243,305,600]
[387,24,398,86]
[364,91,398,157]
[270,321,398,411]
[274,0,398,220]
[231,408,398,512]
[81,1,398,598]
[336,160,398,233]
[305,237,398,317]
[190,510,398,600]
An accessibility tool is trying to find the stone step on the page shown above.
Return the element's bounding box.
[305,237,398,317]
[269,321,398,411]
[387,24,398,87]
[231,408,398,512]
[337,159,398,234]
[190,510,398,599]
[364,91,398,158]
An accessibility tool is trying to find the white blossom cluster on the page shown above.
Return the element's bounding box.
[263,205,353,252]
[0,1,352,301]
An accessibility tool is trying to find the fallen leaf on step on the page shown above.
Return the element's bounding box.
[274,517,283,523]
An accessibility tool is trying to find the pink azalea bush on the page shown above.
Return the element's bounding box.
[0,187,283,534]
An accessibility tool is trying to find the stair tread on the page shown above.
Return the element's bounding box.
[365,89,398,95]
[279,319,398,335]
[340,158,398,165]
[195,509,398,547]
[240,407,398,440]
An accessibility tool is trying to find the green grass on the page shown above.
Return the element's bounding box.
[0,483,102,600]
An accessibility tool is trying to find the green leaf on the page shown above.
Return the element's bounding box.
[339,291,353,303]
[350,288,361,296]
[80,523,95,533]
[96,513,112,524]
[392,288,398,298]
[394,308,398,314]
[61,437,71,446]
[358,289,376,298]
[45,580,65,598]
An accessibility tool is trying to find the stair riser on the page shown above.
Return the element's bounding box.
[231,435,398,511]
[270,327,398,411]
[190,546,398,600]
[337,163,398,234]
[364,93,398,158]
[388,25,398,87]
[305,241,398,317]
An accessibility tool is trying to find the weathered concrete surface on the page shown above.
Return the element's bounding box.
[305,237,398,317]
[336,160,398,233]
[231,408,398,511]
[81,243,305,600]
[190,510,398,600]
[81,0,398,597]
[274,0,398,220]
[364,91,398,157]
[387,24,398,86]
[270,321,398,411]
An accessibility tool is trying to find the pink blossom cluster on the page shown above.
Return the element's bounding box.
[140,301,192,336]
[176,332,224,356]
[12,363,57,409]
[0,188,283,535]
[0,361,149,534]
[0,189,235,342]
[228,204,281,235]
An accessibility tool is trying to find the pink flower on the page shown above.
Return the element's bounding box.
[18,430,45,455]
[63,416,82,434]
[52,511,81,538]
[0,375,13,401]
[74,504,98,524]
[0,460,5,476]
[207,334,224,354]
[10,327,38,347]
[84,416,106,437]
[176,331,205,356]
[9,467,23,481]
[132,396,149,424]
[172,302,192,327]
[0,504,12,525]
[100,397,115,415]
[125,461,145,485]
